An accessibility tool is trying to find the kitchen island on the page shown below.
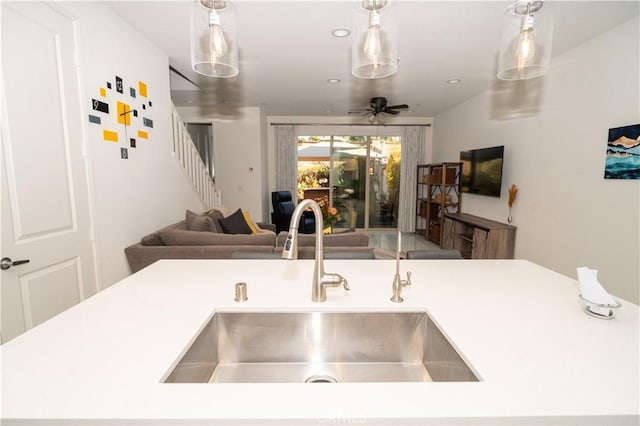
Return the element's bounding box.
[1,259,638,425]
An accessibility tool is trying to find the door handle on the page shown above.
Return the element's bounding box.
[1,257,30,270]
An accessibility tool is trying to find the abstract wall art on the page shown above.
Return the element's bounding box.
[604,124,640,179]
[88,75,153,159]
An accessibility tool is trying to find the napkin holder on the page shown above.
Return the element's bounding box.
[578,294,621,319]
[577,267,620,319]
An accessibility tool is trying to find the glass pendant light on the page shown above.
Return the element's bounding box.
[352,0,398,79]
[191,0,239,78]
[497,0,553,80]
[363,9,382,59]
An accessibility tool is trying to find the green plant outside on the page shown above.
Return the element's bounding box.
[385,151,401,197]
[297,163,331,200]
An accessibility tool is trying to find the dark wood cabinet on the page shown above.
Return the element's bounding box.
[442,213,516,259]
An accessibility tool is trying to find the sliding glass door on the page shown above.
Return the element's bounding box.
[368,136,401,228]
[297,135,401,229]
[331,137,366,228]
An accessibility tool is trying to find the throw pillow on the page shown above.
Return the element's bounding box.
[141,233,163,246]
[218,208,253,235]
[242,211,258,234]
[186,210,216,232]
[205,209,224,233]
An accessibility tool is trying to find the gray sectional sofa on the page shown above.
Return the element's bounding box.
[124,210,372,273]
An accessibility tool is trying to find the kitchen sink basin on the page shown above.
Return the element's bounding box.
[164,311,478,383]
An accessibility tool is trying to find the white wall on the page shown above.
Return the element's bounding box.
[70,3,204,287]
[433,18,640,304]
[177,106,265,221]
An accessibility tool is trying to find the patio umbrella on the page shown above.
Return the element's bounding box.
[297,141,363,161]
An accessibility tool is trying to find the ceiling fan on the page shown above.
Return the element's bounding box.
[349,97,409,122]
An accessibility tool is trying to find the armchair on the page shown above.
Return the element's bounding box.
[271,191,315,234]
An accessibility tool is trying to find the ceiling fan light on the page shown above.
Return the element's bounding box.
[497,0,553,81]
[368,113,387,125]
[191,0,239,78]
[351,1,398,79]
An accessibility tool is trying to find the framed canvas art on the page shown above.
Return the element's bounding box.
[605,124,640,179]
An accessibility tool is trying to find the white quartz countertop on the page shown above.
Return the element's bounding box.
[1,259,639,425]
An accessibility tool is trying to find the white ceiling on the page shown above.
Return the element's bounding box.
[106,1,639,117]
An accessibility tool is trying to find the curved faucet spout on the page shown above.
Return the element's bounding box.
[281,199,323,263]
[281,199,349,302]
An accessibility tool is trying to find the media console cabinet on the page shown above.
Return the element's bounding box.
[442,213,516,259]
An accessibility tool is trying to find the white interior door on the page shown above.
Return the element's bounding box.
[1,2,97,343]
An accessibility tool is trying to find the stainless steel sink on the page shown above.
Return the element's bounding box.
[164,311,478,383]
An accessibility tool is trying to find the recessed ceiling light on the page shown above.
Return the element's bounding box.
[331,28,351,38]
[324,110,333,113]
[327,78,340,83]
[446,79,461,84]
[185,100,194,103]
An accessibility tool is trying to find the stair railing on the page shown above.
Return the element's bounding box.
[170,103,219,208]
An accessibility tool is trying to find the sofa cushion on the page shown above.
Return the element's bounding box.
[275,230,369,247]
[273,246,374,259]
[125,243,276,272]
[219,209,253,235]
[186,210,217,232]
[140,220,188,246]
[165,220,188,231]
[158,230,275,246]
[256,222,276,233]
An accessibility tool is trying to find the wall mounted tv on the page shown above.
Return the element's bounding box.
[459,146,504,197]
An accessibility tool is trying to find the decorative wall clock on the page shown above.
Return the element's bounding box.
[88,75,154,159]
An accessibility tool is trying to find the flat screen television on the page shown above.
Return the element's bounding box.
[459,146,504,197]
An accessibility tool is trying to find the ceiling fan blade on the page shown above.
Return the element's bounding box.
[384,109,400,115]
[385,104,409,110]
[349,108,373,115]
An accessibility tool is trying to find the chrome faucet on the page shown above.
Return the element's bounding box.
[390,269,412,303]
[281,199,350,302]
[390,230,411,303]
